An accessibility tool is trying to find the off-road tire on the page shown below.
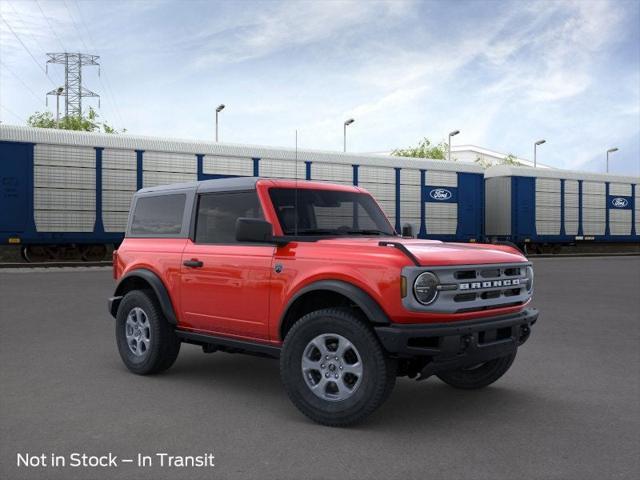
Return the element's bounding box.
[280,308,396,427]
[116,289,181,375]
[436,351,516,390]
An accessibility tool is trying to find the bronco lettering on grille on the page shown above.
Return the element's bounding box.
[459,279,520,290]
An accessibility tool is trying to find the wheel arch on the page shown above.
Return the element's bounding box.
[110,269,178,324]
[279,280,390,341]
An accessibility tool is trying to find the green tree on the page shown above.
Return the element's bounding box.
[392,137,450,160]
[27,107,125,133]
[502,153,521,166]
[474,155,493,169]
[474,152,523,169]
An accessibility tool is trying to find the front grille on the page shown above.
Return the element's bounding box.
[480,268,501,278]
[454,293,477,302]
[402,262,533,314]
[455,270,476,280]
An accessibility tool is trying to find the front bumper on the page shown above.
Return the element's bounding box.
[374,308,538,373]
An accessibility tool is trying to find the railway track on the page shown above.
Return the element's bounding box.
[0,261,112,269]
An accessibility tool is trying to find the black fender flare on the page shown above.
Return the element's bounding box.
[280,280,391,331]
[109,269,178,324]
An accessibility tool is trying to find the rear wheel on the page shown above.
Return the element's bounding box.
[115,290,180,375]
[436,351,516,390]
[280,308,396,426]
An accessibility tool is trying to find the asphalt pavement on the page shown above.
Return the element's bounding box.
[1,257,639,480]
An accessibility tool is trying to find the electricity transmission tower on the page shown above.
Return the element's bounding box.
[46,53,100,118]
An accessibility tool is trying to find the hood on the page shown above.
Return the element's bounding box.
[315,237,528,266]
[395,239,527,266]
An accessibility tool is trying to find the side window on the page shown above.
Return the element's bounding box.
[130,194,186,236]
[195,191,263,244]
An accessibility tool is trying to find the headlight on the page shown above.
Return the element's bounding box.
[525,266,534,294]
[413,271,439,305]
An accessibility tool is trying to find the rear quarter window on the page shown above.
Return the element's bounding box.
[129,194,186,236]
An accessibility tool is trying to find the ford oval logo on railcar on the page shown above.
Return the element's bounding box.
[429,188,452,201]
[611,197,629,208]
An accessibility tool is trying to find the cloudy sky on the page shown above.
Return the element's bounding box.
[1,0,638,175]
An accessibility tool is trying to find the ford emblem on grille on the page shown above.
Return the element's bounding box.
[611,197,629,208]
[429,188,452,201]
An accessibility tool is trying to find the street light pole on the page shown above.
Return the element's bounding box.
[606,147,618,173]
[448,130,460,162]
[55,87,64,127]
[534,139,546,168]
[343,118,354,152]
[215,104,225,142]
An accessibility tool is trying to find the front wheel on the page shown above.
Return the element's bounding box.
[436,351,516,390]
[115,290,181,375]
[280,308,396,427]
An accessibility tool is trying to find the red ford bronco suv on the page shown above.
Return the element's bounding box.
[108,177,537,426]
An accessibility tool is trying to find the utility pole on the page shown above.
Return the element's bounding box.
[46,53,100,118]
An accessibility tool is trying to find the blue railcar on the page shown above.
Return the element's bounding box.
[0,125,485,260]
[484,165,639,250]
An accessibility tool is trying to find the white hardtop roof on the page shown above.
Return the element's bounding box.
[136,176,260,195]
[0,124,484,174]
[484,164,639,184]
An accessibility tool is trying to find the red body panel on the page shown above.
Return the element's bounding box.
[180,240,274,340]
[115,179,530,346]
[115,238,187,318]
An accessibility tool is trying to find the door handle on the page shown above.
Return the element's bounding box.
[183,259,204,268]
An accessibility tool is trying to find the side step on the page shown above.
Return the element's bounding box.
[175,330,281,359]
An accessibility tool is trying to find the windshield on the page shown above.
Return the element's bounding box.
[269,188,396,237]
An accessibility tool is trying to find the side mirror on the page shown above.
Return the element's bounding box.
[401,223,413,238]
[236,218,274,243]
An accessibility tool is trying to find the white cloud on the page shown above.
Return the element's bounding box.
[1,0,638,174]
[189,0,413,70]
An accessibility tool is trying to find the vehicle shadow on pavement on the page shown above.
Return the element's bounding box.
[123,345,565,431]
[367,379,548,430]
[134,345,284,395]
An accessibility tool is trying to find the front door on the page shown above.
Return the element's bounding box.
[180,190,274,340]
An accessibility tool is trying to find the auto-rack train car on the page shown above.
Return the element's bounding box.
[0,125,485,261]
[484,165,639,253]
